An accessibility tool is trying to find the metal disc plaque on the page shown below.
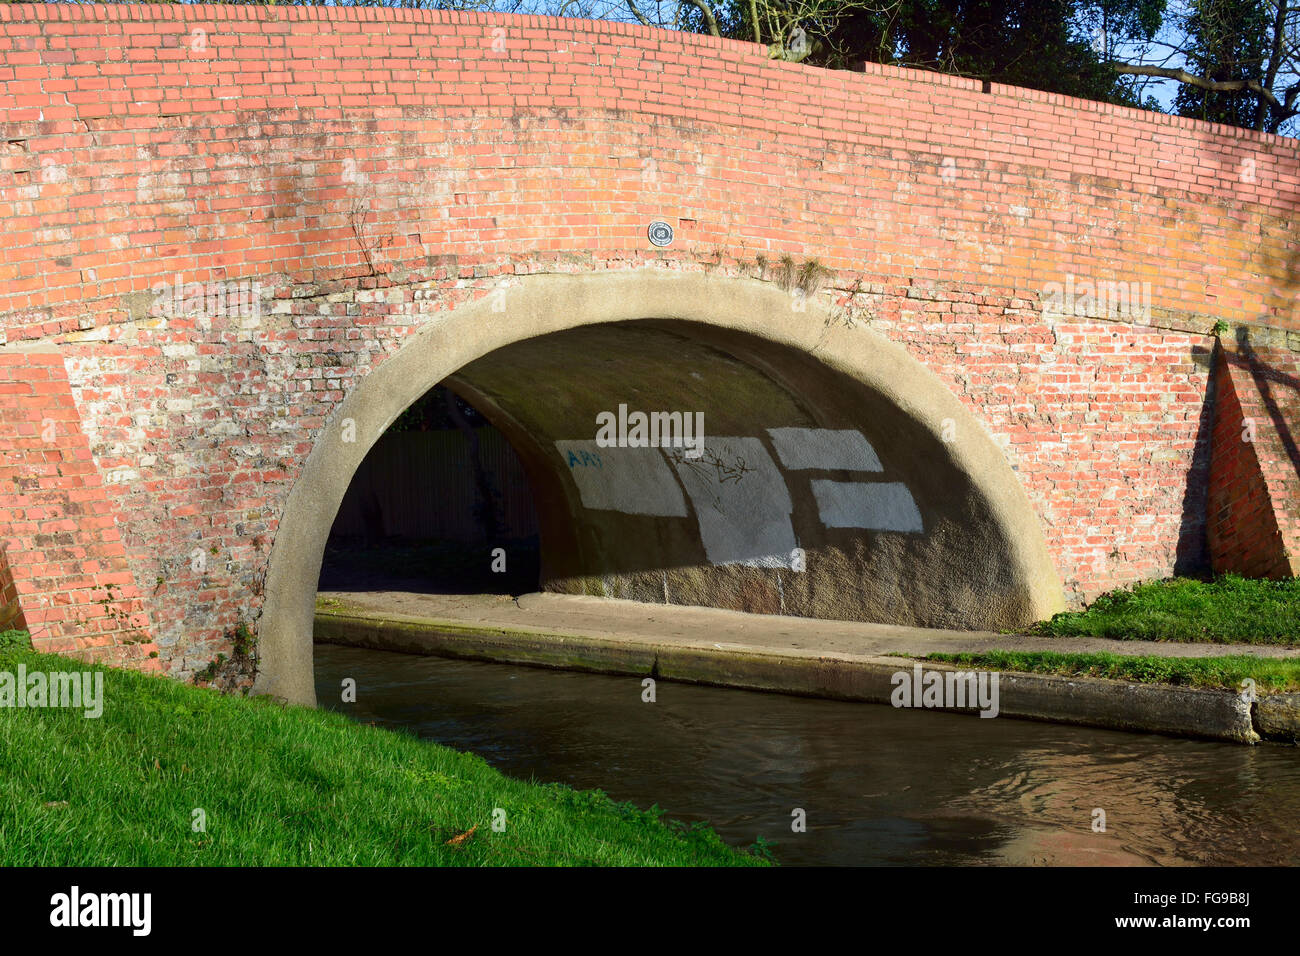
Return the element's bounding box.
[648,221,674,247]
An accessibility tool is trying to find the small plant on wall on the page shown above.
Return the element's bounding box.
[194,621,258,695]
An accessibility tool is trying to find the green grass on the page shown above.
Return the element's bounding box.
[0,643,765,866]
[928,650,1300,693]
[1034,575,1300,644]
[0,629,31,651]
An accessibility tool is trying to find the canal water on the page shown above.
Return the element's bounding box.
[315,642,1300,866]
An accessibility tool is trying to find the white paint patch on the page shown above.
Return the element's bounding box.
[767,427,882,471]
[103,467,140,485]
[811,480,924,533]
[669,437,798,568]
[554,440,687,517]
[40,159,67,184]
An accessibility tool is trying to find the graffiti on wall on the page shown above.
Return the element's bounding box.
[555,428,924,568]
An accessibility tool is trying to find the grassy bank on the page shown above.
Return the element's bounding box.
[1034,575,1300,644]
[929,650,1300,692]
[0,642,763,866]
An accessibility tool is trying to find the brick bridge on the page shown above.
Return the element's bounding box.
[0,4,1297,705]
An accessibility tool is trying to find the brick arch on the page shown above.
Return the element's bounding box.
[255,270,1064,705]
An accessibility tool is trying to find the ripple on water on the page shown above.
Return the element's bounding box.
[314,643,1300,866]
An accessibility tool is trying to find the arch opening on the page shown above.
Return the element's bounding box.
[318,384,542,597]
[262,271,1065,706]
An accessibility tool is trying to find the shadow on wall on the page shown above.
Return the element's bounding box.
[0,545,26,633]
[319,385,541,595]
[1193,174,1300,581]
[1249,163,1300,487]
[1205,333,1300,580]
[410,320,1042,632]
[1175,346,1215,577]
[1235,330,1300,483]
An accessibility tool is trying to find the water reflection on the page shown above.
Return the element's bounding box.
[315,643,1300,866]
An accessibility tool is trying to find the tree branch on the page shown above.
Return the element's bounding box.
[1109,62,1299,121]
[683,0,720,36]
[625,0,652,26]
[1256,0,1290,128]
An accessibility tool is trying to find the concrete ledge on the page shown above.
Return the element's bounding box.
[1256,693,1300,742]
[315,609,1270,745]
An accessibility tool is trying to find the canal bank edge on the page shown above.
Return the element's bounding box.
[312,607,1300,745]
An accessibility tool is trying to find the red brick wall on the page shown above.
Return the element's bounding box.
[0,4,1296,336]
[0,352,159,666]
[1209,340,1300,578]
[0,542,26,633]
[0,4,1296,674]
